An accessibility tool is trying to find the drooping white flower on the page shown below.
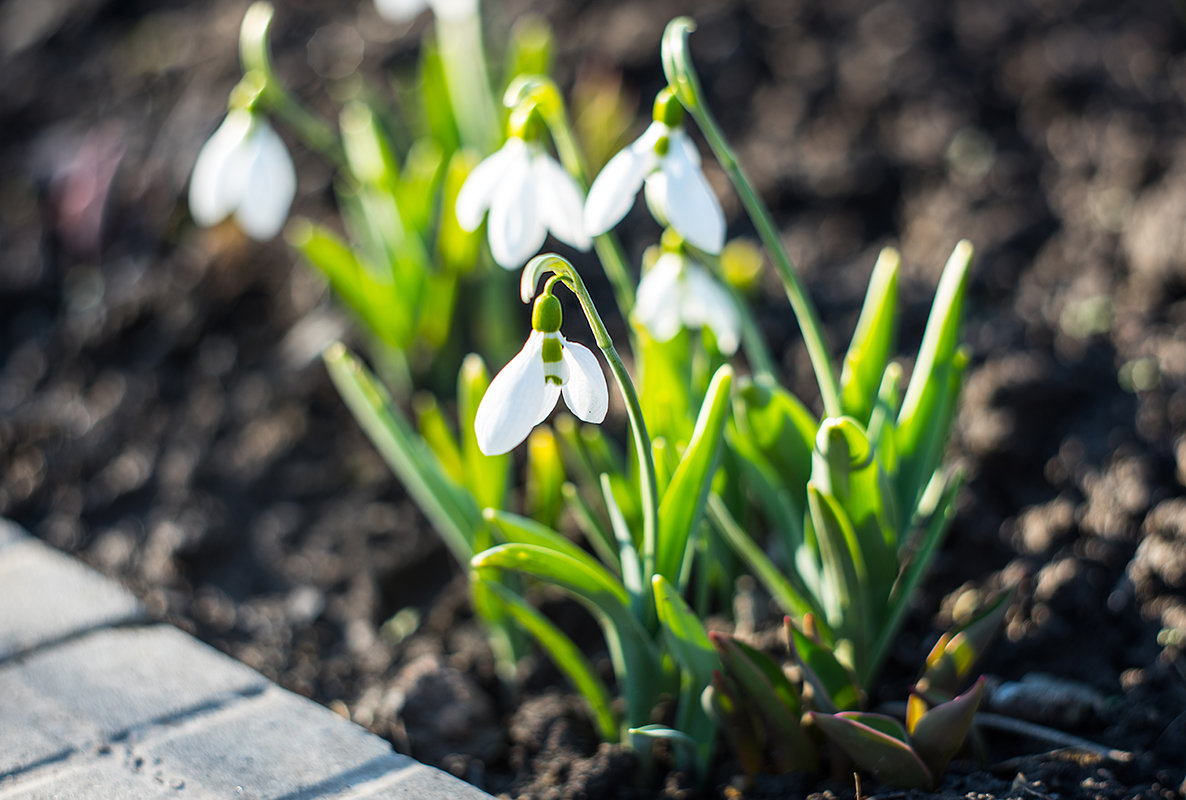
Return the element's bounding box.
[188,109,296,241]
[634,249,740,355]
[584,100,725,254]
[374,0,477,23]
[455,136,591,270]
[475,294,608,455]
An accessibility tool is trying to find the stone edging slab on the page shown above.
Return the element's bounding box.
[0,519,494,799]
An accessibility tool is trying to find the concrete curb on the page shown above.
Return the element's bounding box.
[0,519,494,799]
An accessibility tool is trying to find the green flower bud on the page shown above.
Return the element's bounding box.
[532,292,563,333]
[652,87,684,128]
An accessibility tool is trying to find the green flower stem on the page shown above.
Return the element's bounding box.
[240,2,344,166]
[525,255,659,587]
[507,77,637,318]
[662,18,841,417]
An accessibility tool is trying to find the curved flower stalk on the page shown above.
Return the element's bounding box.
[635,233,740,354]
[189,107,296,240]
[585,88,725,255]
[456,106,591,269]
[475,290,608,455]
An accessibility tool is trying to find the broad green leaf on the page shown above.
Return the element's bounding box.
[638,326,694,447]
[725,427,808,559]
[811,418,898,612]
[286,219,407,349]
[871,473,963,682]
[484,509,605,580]
[806,486,870,671]
[412,393,464,483]
[909,676,985,777]
[896,240,973,508]
[653,575,718,774]
[479,578,617,741]
[786,616,860,712]
[323,343,478,563]
[527,427,565,529]
[438,150,482,274]
[712,633,817,773]
[732,378,818,508]
[458,355,508,512]
[840,247,900,426]
[657,365,733,586]
[708,495,818,620]
[602,474,644,612]
[561,481,619,573]
[809,712,933,790]
[398,137,444,234]
[341,101,399,192]
[418,40,459,153]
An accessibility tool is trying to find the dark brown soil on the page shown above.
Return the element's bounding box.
[3,0,1186,798]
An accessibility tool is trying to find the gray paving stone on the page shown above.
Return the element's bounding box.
[0,538,144,660]
[0,624,270,774]
[0,519,26,550]
[136,688,434,800]
[0,749,223,800]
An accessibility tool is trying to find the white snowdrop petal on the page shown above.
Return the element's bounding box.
[583,143,650,237]
[374,0,429,22]
[533,153,590,251]
[684,264,741,355]
[559,339,609,423]
[475,332,551,455]
[455,140,520,232]
[659,140,725,254]
[188,110,253,227]
[633,253,685,342]
[669,128,702,168]
[234,122,296,240]
[427,0,478,22]
[487,149,546,269]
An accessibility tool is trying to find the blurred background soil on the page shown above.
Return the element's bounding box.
[3,0,1186,797]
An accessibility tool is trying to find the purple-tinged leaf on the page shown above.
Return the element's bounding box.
[918,592,1010,696]
[809,711,934,790]
[705,672,764,776]
[909,676,985,777]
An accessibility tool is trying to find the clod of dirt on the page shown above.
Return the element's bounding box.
[988,673,1108,729]
[356,653,503,767]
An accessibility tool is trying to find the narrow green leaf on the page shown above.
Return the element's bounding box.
[840,247,900,426]
[527,427,565,529]
[909,676,985,777]
[483,509,606,581]
[561,482,620,574]
[341,101,400,192]
[657,365,733,586]
[479,578,618,741]
[732,377,818,509]
[412,392,464,483]
[438,150,482,274]
[602,474,644,612]
[809,712,933,790]
[653,575,717,683]
[418,39,459,153]
[708,495,819,621]
[638,326,694,448]
[806,486,870,671]
[323,343,478,563]
[896,240,973,509]
[503,15,554,90]
[397,137,444,234]
[786,616,860,712]
[458,354,508,512]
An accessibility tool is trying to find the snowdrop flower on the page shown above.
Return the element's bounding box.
[475,292,608,455]
[374,0,477,23]
[189,109,296,241]
[456,108,591,270]
[585,88,725,254]
[634,240,740,355]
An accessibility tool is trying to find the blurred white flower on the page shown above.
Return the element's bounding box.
[456,136,590,270]
[584,120,725,254]
[475,293,608,455]
[374,0,477,23]
[634,250,740,354]
[188,109,295,241]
